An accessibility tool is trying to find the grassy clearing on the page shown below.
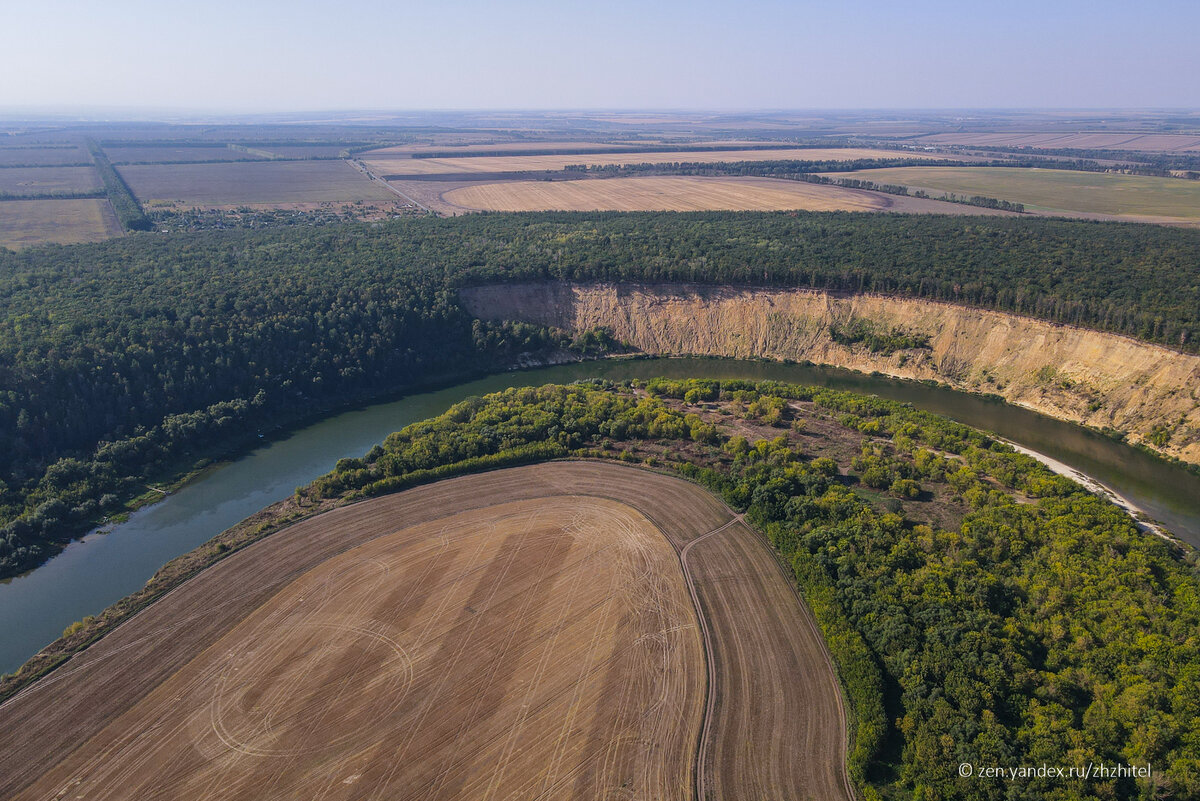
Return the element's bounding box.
[442,176,887,212]
[0,198,121,249]
[118,160,395,207]
[830,166,1200,221]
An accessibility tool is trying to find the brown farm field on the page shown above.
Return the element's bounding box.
[442,175,889,212]
[118,160,396,208]
[0,462,852,801]
[363,146,929,176]
[0,198,121,249]
[0,145,90,166]
[914,132,1200,151]
[104,145,267,164]
[0,166,100,195]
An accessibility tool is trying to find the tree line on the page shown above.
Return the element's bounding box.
[0,211,1197,577]
[85,141,152,231]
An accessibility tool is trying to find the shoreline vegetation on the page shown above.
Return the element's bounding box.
[4,378,1196,801]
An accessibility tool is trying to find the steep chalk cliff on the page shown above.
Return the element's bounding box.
[461,283,1200,465]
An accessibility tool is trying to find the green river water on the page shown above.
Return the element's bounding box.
[2,357,1197,675]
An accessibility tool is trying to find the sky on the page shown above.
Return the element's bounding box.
[2,0,1199,113]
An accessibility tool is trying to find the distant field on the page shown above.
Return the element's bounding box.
[442,176,888,212]
[831,166,1200,222]
[0,198,120,249]
[259,144,354,158]
[915,132,1200,152]
[0,166,99,195]
[0,146,89,166]
[119,160,395,207]
[104,145,266,164]
[365,140,648,157]
[364,147,926,176]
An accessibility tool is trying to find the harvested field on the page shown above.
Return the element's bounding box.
[118,160,396,208]
[831,166,1200,222]
[364,141,649,157]
[0,145,89,166]
[442,176,888,212]
[686,522,851,801]
[259,144,356,159]
[0,166,100,195]
[0,462,851,801]
[915,132,1200,152]
[0,198,121,249]
[363,146,930,176]
[104,145,266,164]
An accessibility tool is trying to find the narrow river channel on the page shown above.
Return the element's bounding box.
[3,357,1198,675]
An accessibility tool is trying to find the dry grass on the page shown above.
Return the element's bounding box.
[916,132,1200,152]
[0,198,120,249]
[0,462,851,801]
[118,160,395,208]
[831,166,1200,221]
[363,147,929,176]
[0,166,99,195]
[442,176,888,212]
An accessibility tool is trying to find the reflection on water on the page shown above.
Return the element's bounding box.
[2,357,1198,674]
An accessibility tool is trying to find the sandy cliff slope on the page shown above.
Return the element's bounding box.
[461,283,1200,465]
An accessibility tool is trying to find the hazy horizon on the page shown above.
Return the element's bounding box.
[4,0,1199,114]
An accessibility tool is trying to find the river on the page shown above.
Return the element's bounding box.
[2,357,1198,675]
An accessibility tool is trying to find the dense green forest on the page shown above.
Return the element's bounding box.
[305,379,1200,800]
[1,211,1198,577]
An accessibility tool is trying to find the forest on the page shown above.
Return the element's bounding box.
[305,378,1200,800]
[0,210,1198,578]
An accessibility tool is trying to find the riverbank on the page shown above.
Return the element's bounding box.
[1002,439,1180,548]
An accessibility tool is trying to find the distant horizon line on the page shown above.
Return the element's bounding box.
[3,105,1200,121]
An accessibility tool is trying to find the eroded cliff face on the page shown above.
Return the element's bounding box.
[461,283,1200,465]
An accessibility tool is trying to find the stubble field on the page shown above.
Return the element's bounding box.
[0,198,121,249]
[0,462,852,801]
[0,166,100,195]
[442,176,889,212]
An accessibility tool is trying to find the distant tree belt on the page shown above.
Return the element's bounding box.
[795,174,1026,212]
[0,211,1198,577]
[568,156,968,174]
[407,143,812,159]
[84,141,152,232]
[578,155,1151,179]
[0,191,105,200]
[947,144,1200,174]
[0,163,93,170]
